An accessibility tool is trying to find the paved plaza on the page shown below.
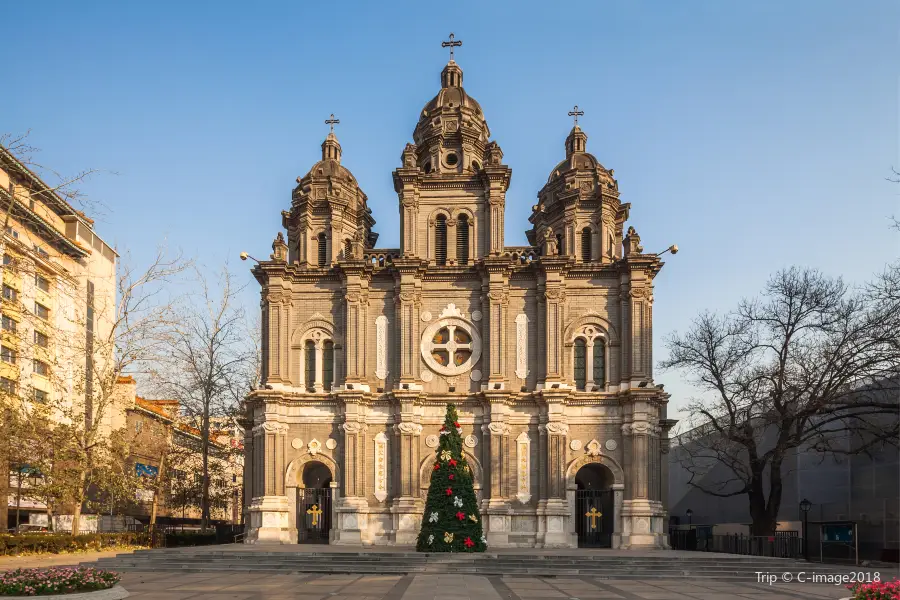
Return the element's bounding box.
[116,571,854,600]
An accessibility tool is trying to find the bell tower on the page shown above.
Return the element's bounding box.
[393,35,511,265]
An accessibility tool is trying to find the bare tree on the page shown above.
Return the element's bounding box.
[663,267,900,535]
[153,266,251,530]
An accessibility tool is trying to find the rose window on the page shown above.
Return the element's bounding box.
[421,317,482,377]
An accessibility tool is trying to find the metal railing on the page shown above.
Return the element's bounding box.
[670,529,803,559]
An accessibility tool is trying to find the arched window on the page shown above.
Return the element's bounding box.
[435,215,447,266]
[344,239,352,260]
[456,215,469,265]
[323,341,334,391]
[574,338,587,391]
[608,234,614,258]
[317,233,327,267]
[556,233,564,256]
[581,227,592,262]
[593,339,606,386]
[305,340,316,392]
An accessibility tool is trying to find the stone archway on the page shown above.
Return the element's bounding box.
[285,453,340,543]
[565,454,625,548]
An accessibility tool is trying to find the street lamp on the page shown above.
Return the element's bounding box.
[239,252,261,264]
[686,508,693,528]
[655,244,679,257]
[799,498,812,561]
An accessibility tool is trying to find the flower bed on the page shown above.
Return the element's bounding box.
[846,578,900,600]
[0,533,151,556]
[0,567,120,596]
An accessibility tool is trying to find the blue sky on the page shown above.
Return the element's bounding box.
[2,1,897,419]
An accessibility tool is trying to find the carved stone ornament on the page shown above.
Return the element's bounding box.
[516,431,531,504]
[342,422,362,434]
[515,313,529,380]
[464,435,478,448]
[438,303,464,319]
[585,439,602,456]
[308,439,322,456]
[605,439,618,451]
[420,311,432,322]
[545,422,569,436]
[397,422,423,436]
[421,370,434,383]
[291,438,304,450]
[375,316,389,380]
[421,313,483,377]
[471,310,482,322]
[470,369,482,382]
[487,422,509,435]
[374,432,388,502]
[569,439,582,451]
[425,435,439,448]
[325,438,337,450]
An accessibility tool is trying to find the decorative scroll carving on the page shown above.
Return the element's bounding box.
[585,439,602,456]
[308,439,322,456]
[374,432,388,502]
[543,422,569,435]
[438,303,464,319]
[515,313,529,379]
[253,422,289,435]
[516,431,531,503]
[375,315,388,380]
[341,422,362,434]
[485,422,509,435]
[396,422,423,436]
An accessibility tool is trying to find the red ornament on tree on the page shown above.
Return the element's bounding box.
[445,487,453,496]
[433,463,441,471]
[448,474,454,480]
[464,537,475,548]
[456,511,466,521]
[454,422,460,428]
[449,458,457,467]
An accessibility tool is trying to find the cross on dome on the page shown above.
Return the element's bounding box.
[442,33,462,60]
[325,114,340,133]
[568,105,584,127]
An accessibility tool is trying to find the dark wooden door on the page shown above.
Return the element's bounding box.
[576,489,613,548]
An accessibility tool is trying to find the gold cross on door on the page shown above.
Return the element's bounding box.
[307,504,323,527]
[585,506,602,530]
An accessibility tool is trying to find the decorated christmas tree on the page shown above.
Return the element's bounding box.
[416,404,486,552]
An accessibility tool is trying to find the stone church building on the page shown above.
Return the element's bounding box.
[243,48,676,548]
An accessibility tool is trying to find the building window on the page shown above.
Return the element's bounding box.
[2,285,17,302]
[2,315,16,333]
[0,377,16,394]
[33,389,48,404]
[593,340,606,386]
[34,244,49,258]
[5,227,18,239]
[323,341,334,391]
[305,340,316,392]
[608,234,615,258]
[34,330,48,348]
[456,215,469,265]
[317,233,327,267]
[435,215,447,266]
[33,359,50,377]
[581,227,592,262]
[35,274,50,292]
[556,233,564,256]
[1,346,16,364]
[344,239,352,260]
[2,254,12,266]
[573,338,586,391]
[34,302,49,320]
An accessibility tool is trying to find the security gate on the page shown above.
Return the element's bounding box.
[297,487,331,544]
[576,489,613,548]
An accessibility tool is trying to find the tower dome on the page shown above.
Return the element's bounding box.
[412,59,491,175]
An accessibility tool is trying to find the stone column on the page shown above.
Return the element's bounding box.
[612,483,624,549]
[620,416,666,548]
[446,217,457,265]
[247,422,294,544]
[390,410,424,545]
[482,404,511,547]
[585,339,595,388]
[297,344,306,391]
[400,194,419,257]
[314,341,324,392]
[537,419,571,547]
[333,404,369,545]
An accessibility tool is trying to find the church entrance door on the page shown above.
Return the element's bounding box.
[574,463,614,548]
[297,460,333,544]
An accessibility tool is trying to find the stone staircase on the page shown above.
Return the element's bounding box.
[86,549,899,581]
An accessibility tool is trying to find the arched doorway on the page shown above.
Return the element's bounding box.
[575,463,614,548]
[298,460,332,544]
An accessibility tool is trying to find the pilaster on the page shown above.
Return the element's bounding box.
[390,390,424,544]
[333,397,369,545]
[246,421,294,544]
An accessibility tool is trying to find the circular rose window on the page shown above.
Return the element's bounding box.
[421,317,482,377]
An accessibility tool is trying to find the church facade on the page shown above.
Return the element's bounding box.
[242,50,676,548]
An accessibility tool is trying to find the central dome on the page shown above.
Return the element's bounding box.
[412,60,491,174]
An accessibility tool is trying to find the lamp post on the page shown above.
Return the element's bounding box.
[686,508,693,528]
[239,252,261,264]
[654,244,679,257]
[799,499,811,561]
